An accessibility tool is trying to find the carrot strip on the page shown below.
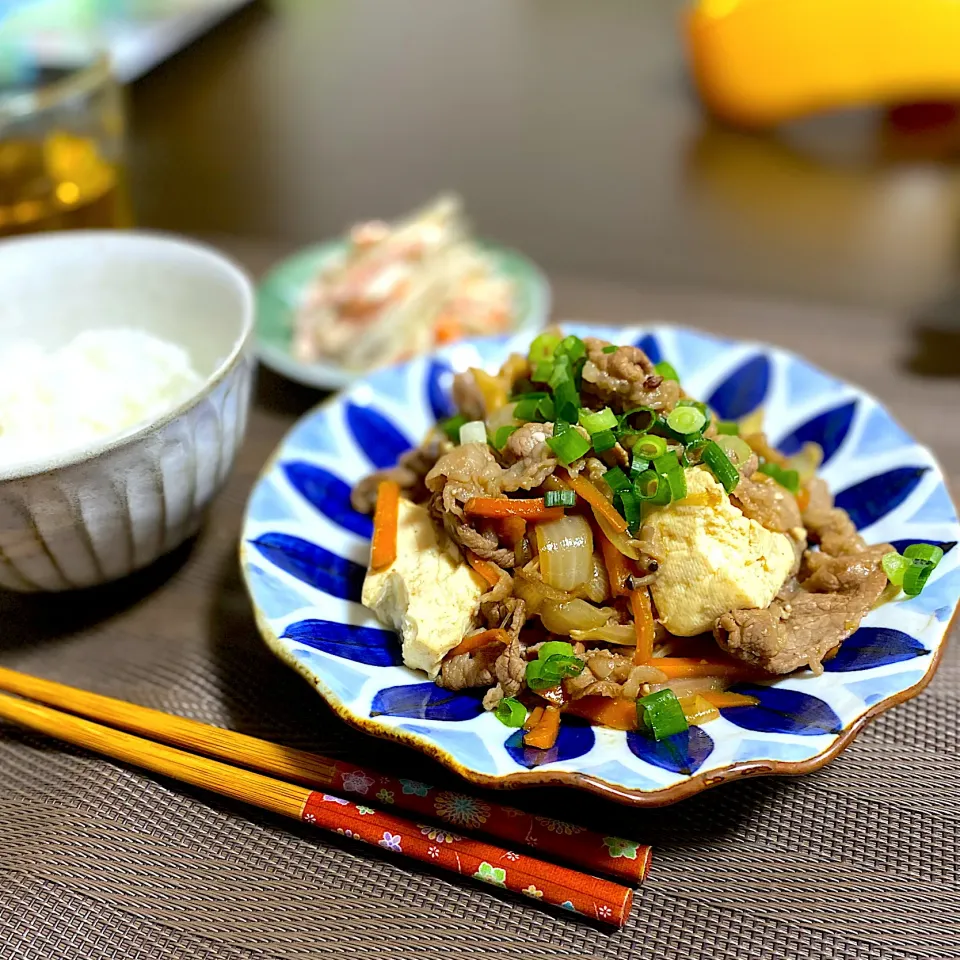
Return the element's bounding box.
[523,704,561,750]
[370,480,400,571]
[630,588,655,665]
[446,628,509,659]
[597,524,631,597]
[700,691,761,708]
[465,551,502,587]
[565,475,628,534]
[644,657,765,680]
[564,697,638,731]
[465,497,564,521]
[523,705,545,731]
[496,516,527,547]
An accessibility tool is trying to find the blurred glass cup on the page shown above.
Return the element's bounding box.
[0,34,130,236]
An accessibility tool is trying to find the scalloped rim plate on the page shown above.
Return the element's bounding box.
[240,323,959,806]
[254,239,551,390]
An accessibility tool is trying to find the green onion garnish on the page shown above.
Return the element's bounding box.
[881,551,909,587]
[634,434,668,460]
[558,335,587,363]
[604,467,632,493]
[525,659,557,691]
[513,397,544,422]
[634,469,661,500]
[757,462,800,494]
[579,407,618,434]
[528,332,561,367]
[510,391,549,402]
[544,488,576,508]
[676,398,708,413]
[716,420,740,435]
[682,437,710,467]
[546,421,591,466]
[630,455,651,477]
[591,429,617,453]
[653,451,682,475]
[664,466,687,501]
[494,697,527,727]
[541,653,586,680]
[654,361,679,382]
[636,688,689,740]
[537,640,576,661]
[666,405,707,437]
[441,414,468,442]
[618,406,657,436]
[903,559,935,597]
[602,344,618,354]
[553,377,580,424]
[537,395,556,420]
[617,489,643,531]
[903,543,945,565]
[491,425,519,450]
[700,440,741,493]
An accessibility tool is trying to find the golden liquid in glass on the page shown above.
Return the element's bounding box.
[0,130,130,236]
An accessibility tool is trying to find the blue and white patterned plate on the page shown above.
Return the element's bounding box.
[240,324,960,805]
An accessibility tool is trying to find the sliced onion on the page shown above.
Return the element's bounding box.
[539,598,613,634]
[574,553,610,603]
[786,441,823,485]
[536,514,593,591]
[513,568,566,614]
[648,676,727,697]
[459,420,488,445]
[571,623,637,645]
[595,509,644,561]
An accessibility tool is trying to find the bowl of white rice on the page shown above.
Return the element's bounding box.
[0,231,254,591]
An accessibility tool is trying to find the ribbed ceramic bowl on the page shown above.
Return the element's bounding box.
[241,324,960,805]
[0,231,255,592]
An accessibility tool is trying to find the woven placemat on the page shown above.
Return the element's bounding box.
[0,287,956,960]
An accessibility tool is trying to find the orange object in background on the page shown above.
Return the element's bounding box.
[685,0,960,128]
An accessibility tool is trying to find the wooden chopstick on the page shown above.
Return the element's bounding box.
[0,688,632,925]
[0,666,651,885]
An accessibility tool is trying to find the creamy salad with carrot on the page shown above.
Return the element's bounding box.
[352,331,943,751]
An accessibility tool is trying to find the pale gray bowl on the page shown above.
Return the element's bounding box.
[0,231,255,591]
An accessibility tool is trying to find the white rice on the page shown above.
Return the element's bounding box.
[0,329,202,465]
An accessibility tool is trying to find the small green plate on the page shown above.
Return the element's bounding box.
[255,239,551,390]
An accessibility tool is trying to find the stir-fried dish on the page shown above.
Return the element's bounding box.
[352,332,944,749]
[293,195,515,371]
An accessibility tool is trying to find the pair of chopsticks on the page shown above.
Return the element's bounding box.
[0,666,648,926]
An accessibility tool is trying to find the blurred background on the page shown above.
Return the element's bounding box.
[4,0,960,352]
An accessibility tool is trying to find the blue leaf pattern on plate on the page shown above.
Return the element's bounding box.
[776,400,856,465]
[282,461,373,539]
[345,401,412,469]
[823,628,928,673]
[282,619,402,666]
[504,717,595,769]
[723,684,843,736]
[426,359,455,422]
[626,727,714,775]
[889,538,956,557]
[370,683,486,721]
[707,354,770,420]
[634,333,662,365]
[834,467,929,530]
[250,532,365,601]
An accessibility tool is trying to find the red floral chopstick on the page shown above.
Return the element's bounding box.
[327,760,651,885]
[301,791,633,925]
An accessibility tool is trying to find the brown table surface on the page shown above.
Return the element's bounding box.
[0,240,956,959]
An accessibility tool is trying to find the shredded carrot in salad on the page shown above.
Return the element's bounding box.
[370,480,400,571]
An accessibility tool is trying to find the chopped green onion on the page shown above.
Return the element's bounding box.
[492,425,519,450]
[664,467,687,501]
[903,543,945,565]
[634,434,668,460]
[757,462,800,494]
[510,391,549,402]
[618,406,657,435]
[676,398,708,414]
[882,551,909,587]
[525,659,557,691]
[666,405,707,437]
[544,489,576,508]
[494,697,527,727]
[441,414,468,442]
[654,361,679,382]
[558,335,586,363]
[653,451,682,476]
[716,420,740,435]
[616,489,643,531]
[602,344,618,354]
[701,440,741,493]
[528,332,561,367]
[579,407,618,434]
[634,469,661,500]
[513,397,545,422]
[636,688,689,740]
[546,421,591,466]
[532,362,553,383]
[541,654,585,679]
[604,467,632,493]
[537,640,576,661]
[630,455,650,477]
[591,429,617,453]
[682,437,710,467]
[537,395,556,420]
[903,558,935,597]
[553,378,580,423]
[714,434,752,466]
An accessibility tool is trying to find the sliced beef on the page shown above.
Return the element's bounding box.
[351,432,450,514]
[803,476,867,555]
[732,471,804,535]
[714,544,891,674]
[501,422,559,491]
[439,643,498,690]
[450,520,516,568]
[579,337,681,413]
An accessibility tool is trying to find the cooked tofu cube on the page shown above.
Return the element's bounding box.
[361,498,483,677]
[645,467,795,636]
